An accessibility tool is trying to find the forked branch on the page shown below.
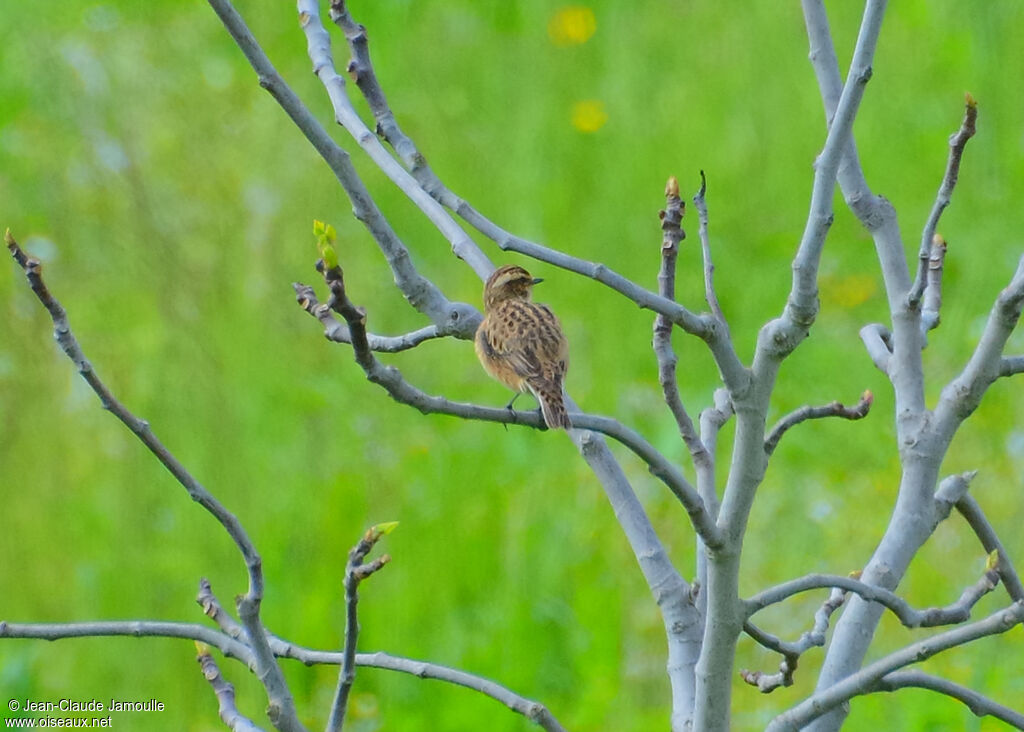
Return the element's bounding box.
[767,602,1024,731]
[741,587,847,693]
[908,94,978,308]
[197,645,265,732]
[327,524,394,732]
[5,230,305,732]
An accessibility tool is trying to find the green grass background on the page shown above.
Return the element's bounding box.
[2,1,1024,730]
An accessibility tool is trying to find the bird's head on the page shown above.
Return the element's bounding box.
[483,265,543,308]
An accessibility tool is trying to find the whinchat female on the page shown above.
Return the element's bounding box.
[475,264,572,430]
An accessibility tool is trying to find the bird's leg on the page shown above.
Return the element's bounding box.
[501,393,522,431]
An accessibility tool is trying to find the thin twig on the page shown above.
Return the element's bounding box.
[298,273,724,550]
[197,645,265,732]
[745,567,1000,628]
[741,586,847,692]
[5,230,306,732]
[764,391,873,456]
[908,94,978,308]
[872,670,1024,728]
[955,494,1024,602]
[693,170,727,330]
[327,525,393,732]
[0,620,255,666]
[920,235,947,334]
[294,284,473,349]
[766,602,1024,731]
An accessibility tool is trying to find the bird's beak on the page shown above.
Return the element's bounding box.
[532,277,544,285]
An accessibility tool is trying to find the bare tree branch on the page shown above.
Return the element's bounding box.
[0,620,255,665]
[5,230,305,732]
[998,355,1024,378]
[294,283,468,350]
[764,391,873,456]
[205,0,467,332]
[920,235,947,334]
[652,177,712,472]
[767,602,1024,731]
[871,670,1024,728]
[197,645,265,732]
[327,524,393,732]
[693,170,727,329]
[741,586,847,693]
[772,0,884,346]
[955,494,1024,603]
[935,255,1024,435]
[293,0,494,279]
[297,270,724,550]
[908,94,979,308]
[1,619,567,732]
[746,567,999,629]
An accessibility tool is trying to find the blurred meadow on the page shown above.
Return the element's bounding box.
[3,1,1024,730]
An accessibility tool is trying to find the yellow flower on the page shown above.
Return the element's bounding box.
[571,100,608,133]
[548,6,596,47]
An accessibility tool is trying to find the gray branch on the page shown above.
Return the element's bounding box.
[764,391,873,456]
[0,619,566,732]
[652,177,714,480]
[197,648,265,732]
[871,670,1024,728]
[746,568,1000,629]
[908,96,978,308]
[955,494,1024,602]
[693,170,727,329]
[295,284,475,350]
[206,0,466,332]
[741,587,847,693]
[294,0,493,279]
[773,0,884,346]
[5,232,305,732]
[327,527,392,732]
[934,256,1024,436]
[0,619,256,666]
[767,602,1024,731]
[999,355,1024,377]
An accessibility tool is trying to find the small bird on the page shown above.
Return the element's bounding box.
[475,264,572,430]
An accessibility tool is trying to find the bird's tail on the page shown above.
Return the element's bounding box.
[530,382,572,430]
